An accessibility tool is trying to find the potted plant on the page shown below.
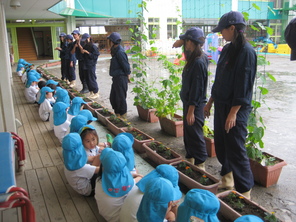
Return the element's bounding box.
[84,102,103,117]
[203,123,216,157]
[122,127,154,154]
[95,108,114,126]
[106,115,130,135]
[170,160,220,194]
[142,141,182,165]
[154,54,184,137]
[216,190,283,221]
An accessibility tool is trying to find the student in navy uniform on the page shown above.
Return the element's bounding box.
[204,11,256,199]
[71,30,89,94]
[172,27,208,170]
[284,17,296,61]
[107,32,131,120]
[78,33,100,99]
[55,33,67,81]
[65,34,77,87]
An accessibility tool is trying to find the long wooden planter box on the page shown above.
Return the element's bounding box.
[95,109,113,126]
[143,141,182,165]
[106,117,129,136]
[170,160,220,194]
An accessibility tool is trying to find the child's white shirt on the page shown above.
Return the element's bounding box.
[36,91,41,103]
[64,164,96,196]
[24,85,39,103]
[21,73,27,84]
[54,120,70,144]
[39,99,52,121]
[85,145,101,157]
[17,68,24,77]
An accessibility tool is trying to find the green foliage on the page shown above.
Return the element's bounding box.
[264,212,279,222]
[203,123,214,139]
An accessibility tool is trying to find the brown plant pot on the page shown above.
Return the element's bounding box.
[84,103,103,117]
[122,127,154,154]
[143,141,182,165]
[216,190,282,221]
[136,105,159,123]
[204,136,216,157]
[170,160,220,194]
[106,117,129,135]
[249,152,287,187]
[159,114,183,137]
[95,109,114,126]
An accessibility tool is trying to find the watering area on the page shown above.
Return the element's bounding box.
[38,52,296,221]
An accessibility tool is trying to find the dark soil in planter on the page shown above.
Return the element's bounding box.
[176,161,215,186]
[221,191,280,221]
[108,117,129,128]
[127,128,150,141]
[83,98,92,103]
[147,142,176,160]
[97,109,113,117]
[73,93,85,97]
[90,103,103,109]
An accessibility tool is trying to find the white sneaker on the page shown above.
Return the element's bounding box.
[89,92,99,99]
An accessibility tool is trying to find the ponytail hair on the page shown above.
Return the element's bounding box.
[184,37,205,70]
[226,24,246,69]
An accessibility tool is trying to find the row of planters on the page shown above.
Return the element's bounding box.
[39,63,283,222]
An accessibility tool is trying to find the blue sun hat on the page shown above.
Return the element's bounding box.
[46,79,59,86]
[55,89,70,107]
[16,63,24,72]
[78,109,97,122]
[69,115,88,133]
[176,189,220,222]
[18,58,25,64]
[78,124,95,135]
[234,215,264,222]
[38,86,54,104]
[137,164,182,200]
[137,177,176,222]
[68,97,87,116]
[25,74,39,88]
[53,102,68,126]
[62,133,87,171]
[100,148,134,198]
[28,69,41,80]
[112,132,135,171]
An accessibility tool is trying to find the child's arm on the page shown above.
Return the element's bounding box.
[87,155,96,163]
[92,155,101,167]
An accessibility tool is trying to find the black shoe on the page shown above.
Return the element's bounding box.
[80,88,89,94]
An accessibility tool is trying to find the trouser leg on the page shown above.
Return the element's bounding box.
[109,76,128,115]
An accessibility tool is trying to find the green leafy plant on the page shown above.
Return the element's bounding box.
[203,122,214,139]
[264,212,279,222]
[199,174,209,184]
[225,191,245,211]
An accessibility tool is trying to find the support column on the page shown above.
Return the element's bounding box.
[66,15,76,34]
[0,2,16,132]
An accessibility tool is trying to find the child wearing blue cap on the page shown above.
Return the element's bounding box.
[69,115,88,133]
[112,132,137,175]
[234,215,264,222]
[95,148,143,222]
[55,88,70,107]
[53,102,71,143]
[176,189,220,222]
[67,97,87,121]
[16,63,25,79]
[62,133,100,196]
[36,80,46,104]
[24,74,39,103]
[120,164,182,222]
[136,177,180,222]
[172,27,209,171]
[78,125,110,164]
[38,86,55,121]
[78,109,97,124]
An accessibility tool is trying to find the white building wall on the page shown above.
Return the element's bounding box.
[144,0,182,55]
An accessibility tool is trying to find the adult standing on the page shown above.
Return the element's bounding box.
[204,11,256,198]
[284,17,296,61]
[79,33,100,99]
[107,32,131,120]
[64,34,76,87]
[55,33,67,81]
[71,30,89,93]
[172,27,208,170]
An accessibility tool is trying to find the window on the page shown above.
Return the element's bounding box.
[148,18,160,39]
[167,18,178,39]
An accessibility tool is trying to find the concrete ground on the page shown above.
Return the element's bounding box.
[39,52,295,221]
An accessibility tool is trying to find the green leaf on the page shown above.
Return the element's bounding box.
[252,3,261,11]
[258,86,269,95]
[267,73,276,82]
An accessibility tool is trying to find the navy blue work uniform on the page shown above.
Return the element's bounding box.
[211,42,256,193]
[65,42,76,82]
[180,54,208,165]
[75,41,85,83]
[59,41,68,80]
[82,43,100,93]
[109,45,131,115]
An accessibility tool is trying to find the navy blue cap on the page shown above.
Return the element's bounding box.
[179,27,205,44]
[284,17,296,61]
[59,32,66,37]
[71,30,80,35]
[212,11,246,33]
[107,32,121,44]
[66,34,73,40]
[81,33,91,41]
